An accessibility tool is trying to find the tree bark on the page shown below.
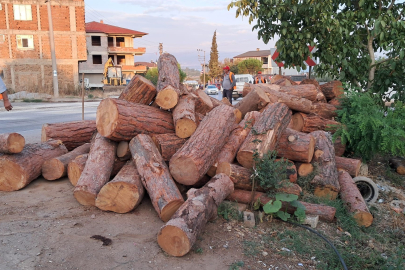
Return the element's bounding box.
[222,97,232,106]
[117,141,131,161]
[389,158,405,175]
[273,78,292,86]
[151,133,187,161]
[335,156,361,177]
[95,161,145,214]
[41,120,96,151]
[320,81,344,100]
[296,113,340,133]
[192,90,214,115]
[295,162,314,177]
[0,140,68,191]
[157,173,234,257]
[300,79,327,103]
[278,84,319,101]
[276,128,315,163]
[118,75,156,105]
[270,74,284,84]
[333,137,346,157]
[338,170,373,227]
[234,87,270,117]
[328,98,342,108]
[310,103,338,119]
[288,113,305,132]
[310,131,340,200]
[42,143,91,181]
[0,133,25,154]
[155,53,181,110]
[170,105,236,185]
[96,98,174,141]
[173,95,197,138]
[237,103,292,169]
[227,189,336,222]
[73,133,117,206]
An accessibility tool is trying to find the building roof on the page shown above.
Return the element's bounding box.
[234,49,271,58]
[85,21,148,37]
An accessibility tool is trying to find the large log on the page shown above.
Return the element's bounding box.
[192,90,214,115]
[300,79,327,103]
[328,98,342,108]
[96,98,175,141]
[155,53,181,110]
[335,156,361,177]
[311,131,340,200]
[293,113,340,133]
[73,133,117,206]
[157,174,234,257]
[320,80,344,100]
[276,128,315,163]
[173,95,197,138]
[0,140,68,191]
[95,161,145,213]
[270,74,284,84]
[227,189,336,222]
[0,133,25,154]
[288,113,305,131]
[273,78,292,86]
[131,134,184,221]
[170,105,236,185]
[42,143,91,180]
[389,158,405,175]
[41,120,96,151]
[338,170,373,227]
[333,137,346,157]
[151,133,187,161]
[278,84,319,102]
[234,87,270,117]
[310,103,337,119]
[237,103,292,169]
[118,75,156,105]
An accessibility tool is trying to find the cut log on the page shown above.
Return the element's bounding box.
[300,79,327,103]
[42,143,91,180]
[276,128,315,163]
[310,131,340,200]
[41,120,96,151]
[221,97,232,106]
[73,133,117,206]
[0,133,25,154]
[151,133,187,161]
[270,74,284,84]
[338,170,373,227]
[157,173,234,257]
[278,84,318,101]
[117,141,131,160]
[310,103,337,119]
[300,78,320,88]
[118,75,156,105]
[294,113,340,133]
[242,82,252,97]
[288,113,305,132]
[389,158,405,175]
[333,137,346,157]
[237,103,292,169]
[173,95,197,139]
[95,161,145,213]
[0,140,68,191]
[155,53,181,109]
[335,156,361,177]
[170,105,236,185]
[192,90,214,115]
[295,162,314,177]
[273,78,292,86]
[320,80,344,100]
[328,98,342,108]
[227,189,336,222]
[234,87,270,117]
[96,98,174,141]
[130,134,184,221]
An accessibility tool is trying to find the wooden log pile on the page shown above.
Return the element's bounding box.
[0,54,373,256]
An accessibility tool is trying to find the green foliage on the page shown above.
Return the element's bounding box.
[178,66,187,83]
[199,73,212,84]
[229,261,244,270]
[145,67,158,86]
[87,94,94,99]
[230,64,239,74]
[22,98,43,102]
[237,58,262,74]
[334,85,405,160]
[217,202,242,221]
[262,193,306,222]
[208,31,221,80]
[253,151,290,191]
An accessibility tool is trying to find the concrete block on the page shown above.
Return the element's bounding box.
[303,215,319,228]
[243,211,255,228]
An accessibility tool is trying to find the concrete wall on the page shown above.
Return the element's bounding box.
[78,33,108,74]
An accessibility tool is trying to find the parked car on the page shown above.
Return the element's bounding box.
[205,85,219,95]
[232,74,254,100]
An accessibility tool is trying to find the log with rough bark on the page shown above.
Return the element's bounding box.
[0,133,25,154]
[278,84,319,101]
[118,75,156,105]
[276,128,315,163]
[42,143,91,181]
[170,105,236,185]
[117,141,131,161]
[157,173,234,257]
[338,170,373,227]
[335,156,361,177]
[151,133,187,161]
[389,158,405,175]
[300,79,327,103]
[41,120,96,151]
[270,74,284,84]
[73,133,117,206]
[333,137,346,157]
[237,103,292,169]
[192,90,213,115]
[310,131,340,200]
[0,140,68,191]
[155,53,181,109]
[96,98,175,141]
[210,96,242,123]
[292,113,340,133]
[295,162,314,177]
[95,161,145,213]
[288,113,305,131]
[234,87,270,117]
[222,97,232,106]
[273,78,293,86]
[173,95,197,138]
[328,98,342,108]
[310,103,337,119]
[320,80,344,100]
[130,134,184,222]
[227,189,336,222]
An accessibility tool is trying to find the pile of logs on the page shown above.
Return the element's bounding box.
[0,54,373,257]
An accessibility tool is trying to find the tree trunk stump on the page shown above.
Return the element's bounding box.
[119,75,156,105]
[173,95,197,138]
[0,133,25,154]
[276,128,315,163]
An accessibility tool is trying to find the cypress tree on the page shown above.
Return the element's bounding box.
[208,31,221,80]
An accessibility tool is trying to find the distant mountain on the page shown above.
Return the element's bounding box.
[183,67,201,76]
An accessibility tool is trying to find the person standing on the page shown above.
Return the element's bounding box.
[0,77,12,111]
[221,66,236,104]
[254,71,267,84]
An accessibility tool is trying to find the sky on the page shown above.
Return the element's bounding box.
[84,0,276,70]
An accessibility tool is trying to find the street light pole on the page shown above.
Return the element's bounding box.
[46,0,59,97]
[197,49,206,92]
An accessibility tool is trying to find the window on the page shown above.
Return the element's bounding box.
[117,55,125,65]
[14,5,32,21]
[16,35,34,49]
[92,55,102,64]
[116,37,125,47]
[108,37,114,47]
[91,36,101,46]
[262,57,269,64]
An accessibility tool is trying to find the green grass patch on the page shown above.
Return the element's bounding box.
[217,202,242,221]
[22,98,43,103]
[229,261,244,270]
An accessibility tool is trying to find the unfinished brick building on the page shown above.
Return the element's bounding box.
[0,0,86,94]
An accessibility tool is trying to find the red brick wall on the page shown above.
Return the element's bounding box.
[76,35,87,60]
[0,35,9,58]
[10,34,41,59]
[0,3,7,30]
[75,6,85,32]
[9,4,39,31]
[40,5,70,31]
[41,35,73,60]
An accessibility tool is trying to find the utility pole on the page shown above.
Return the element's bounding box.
[159,43,163,55]
[46,0,59,97]
[197,49,205,92]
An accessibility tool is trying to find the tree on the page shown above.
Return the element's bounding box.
[228,1,405,102]
[208,31,221,80]
[237,59,262,74]
[145,68,158,86]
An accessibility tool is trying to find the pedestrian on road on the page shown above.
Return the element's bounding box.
[254,71,267,84]
[0,77,12,111]
[221,66,236,105]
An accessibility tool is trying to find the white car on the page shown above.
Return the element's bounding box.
[232,74,254,100]
[205,85,219,95]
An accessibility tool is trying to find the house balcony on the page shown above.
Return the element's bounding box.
[121,65,147,73]
[107,47,146,55]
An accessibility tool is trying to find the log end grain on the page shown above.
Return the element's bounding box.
[0,159,27,191]
[176,119,197,139]
[216,162,231,176]
[161,200,185,222]
[42,159,65,180]
[236,151,254,170]
[73,187,97,206]
[296,163,314,177]
[96,98,119,138]
[157,223,190,257]
[234,109,242,124]
[5,133,25,153]
[207,164,217,177]
[156,86,179,110]
[313,185,338,200]
[353,211,374,228]
[288,113,304,132]
[169,156,199,185]
[117,141,130,158]
[95,182,142,213]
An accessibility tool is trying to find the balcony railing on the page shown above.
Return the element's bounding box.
[107,47,146,54]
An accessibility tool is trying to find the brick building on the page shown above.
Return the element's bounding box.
[0,0,86,93]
